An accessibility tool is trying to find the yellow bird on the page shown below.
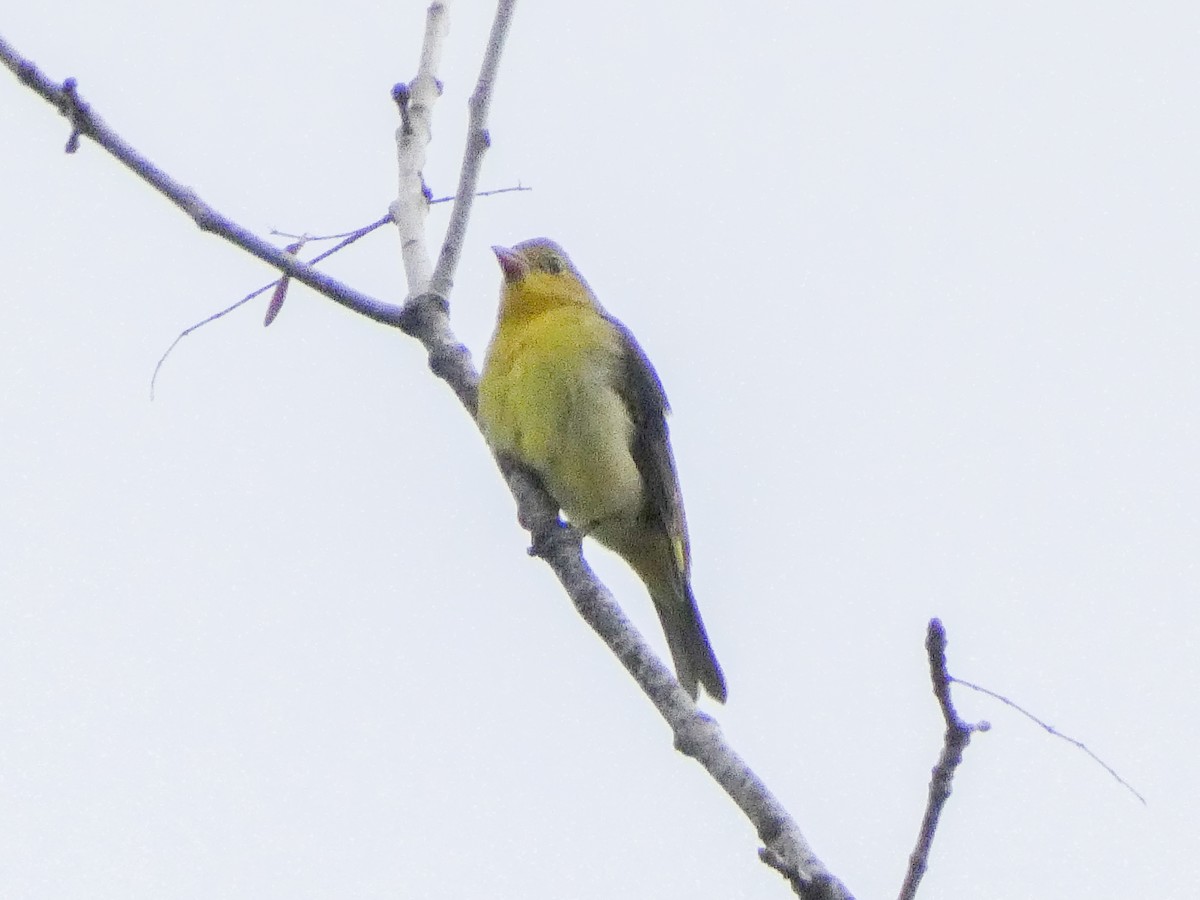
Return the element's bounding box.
[477,238,727,702]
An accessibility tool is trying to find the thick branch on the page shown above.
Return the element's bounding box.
[390,2,449,295]
[505,464,855,900]
[390,1,515,418]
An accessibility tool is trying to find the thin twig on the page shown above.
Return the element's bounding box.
[899,619,981,900]
[427,0,516,300]
[265,215,390,270]
[953,677,1146,805]
[268,185,529,242]
[149,285,270,400]
[434,183,528,204]
[154,178,531,395]
[149,215,393,399]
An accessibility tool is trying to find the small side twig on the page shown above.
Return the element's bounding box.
[430,183,528,205]
[149,215,393,399]
[899,619,985,900]
[953,677,1146,805]
[61,77,84,152]
[152,172,531,396]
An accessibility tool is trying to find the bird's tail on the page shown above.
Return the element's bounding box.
[652,580,727,703]
[619,533,727,702]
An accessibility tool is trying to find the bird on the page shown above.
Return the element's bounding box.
[476,237,727,702]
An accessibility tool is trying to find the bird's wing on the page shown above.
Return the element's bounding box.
[606,315,691,578]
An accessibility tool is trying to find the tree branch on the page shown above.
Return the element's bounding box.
[898,619,979,900]
[429,0,516,300]
[0,34,403,329]
[388,4,854,895]
[391,0,518,419]
[389,2,448,295]
[4,6,856,895]
[518,471,854,899]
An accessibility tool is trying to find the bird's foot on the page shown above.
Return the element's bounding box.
[528,517,573,559]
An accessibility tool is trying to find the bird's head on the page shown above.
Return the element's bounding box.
[492,238,597,316]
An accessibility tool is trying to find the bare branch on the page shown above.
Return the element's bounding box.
[899,619,980,900]
[0,34,403,329]
[428,0,517,300]
[390,5,853,895]
[953,677,1146,805]
[391,0,514,415]
[390,2,449,295]
[516,477,854,899]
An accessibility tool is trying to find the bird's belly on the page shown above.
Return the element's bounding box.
[482,336,642,529]
[541,383,642,530]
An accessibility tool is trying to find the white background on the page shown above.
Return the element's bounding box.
[2,3,1197,898]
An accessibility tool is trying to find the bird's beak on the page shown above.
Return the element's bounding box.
[492,245,529,283]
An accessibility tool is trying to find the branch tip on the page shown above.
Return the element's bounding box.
[899,620,974,900]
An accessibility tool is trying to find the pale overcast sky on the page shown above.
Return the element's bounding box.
[2,3,1197,898]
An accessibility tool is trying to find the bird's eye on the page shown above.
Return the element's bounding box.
[543,255,564,275]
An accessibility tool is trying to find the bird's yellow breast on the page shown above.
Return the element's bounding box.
[478,304,643,528]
